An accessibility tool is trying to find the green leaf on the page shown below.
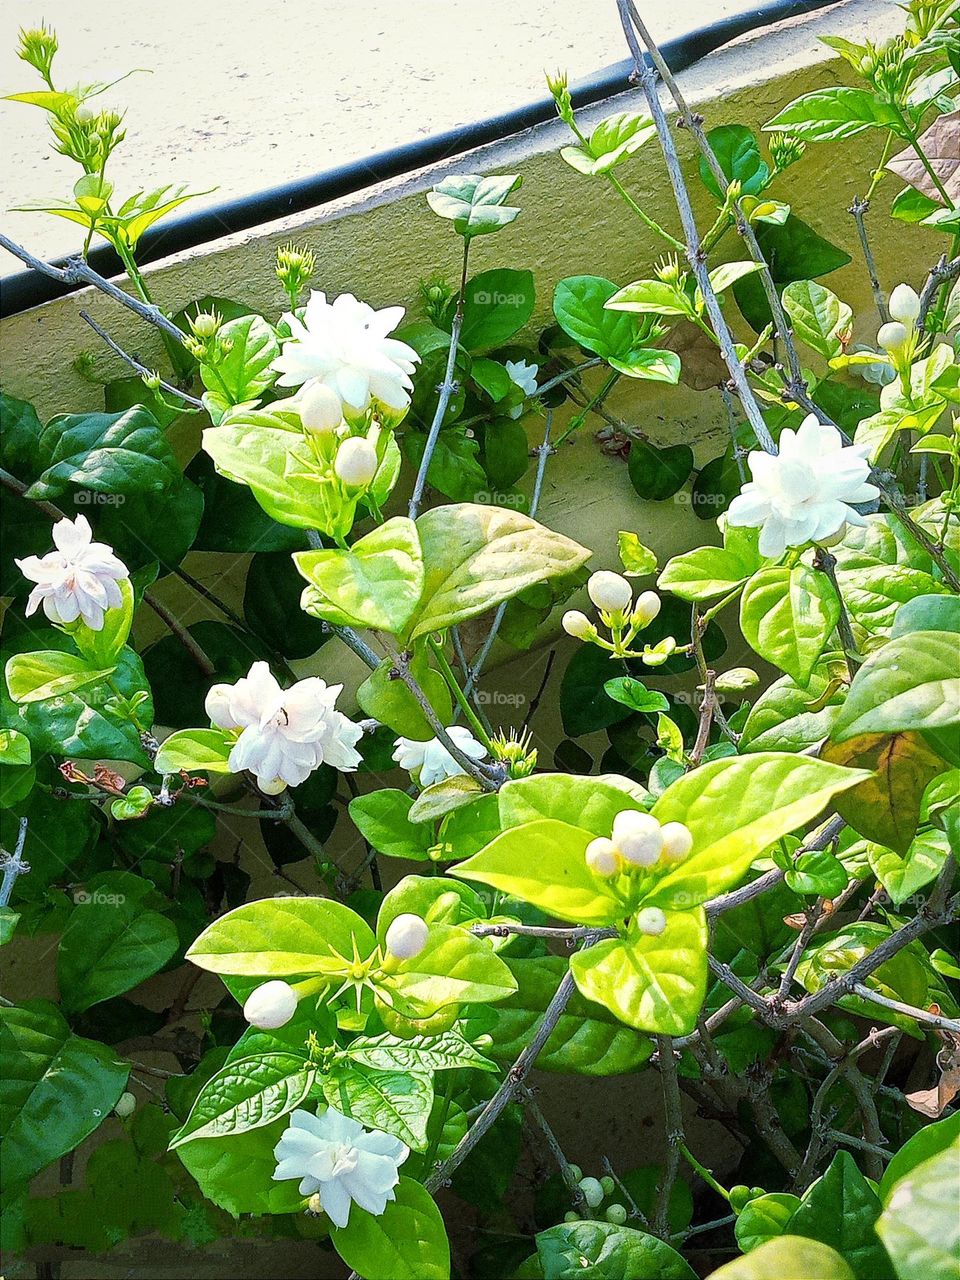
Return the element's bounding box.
[560,644,633,737]
[560,111,656,175]
[868,830,950,907]
[186,897,376,977]
[832,631,960,739]
[57,871,179,1012]
[647,754,870,908]
[740,565,840,685]
[0,1000,129,1190]
[604,677,670,714]
[426,173,521,239]
[454,819,622,926]
[457,269,535,348]
[879,1113,960,1203]
[764,87,901,141]
[788,1151,892,1280]
[659,526,761,601]
[536,1218,696,1279]
[569,909,708,1036]
[170,1053,316,1147]
[485,954,652,1075]
[740,667,845,753]
[341,1029,496,1074]
[176,1117,306,1216]
[349,790,433,860]
[322,1064,433,1150]
[27,407,179,499]
[243,550,329,659]
[785,849,847,897]
[199,315,278,407]
[330,1176,450,1279]
[410,503,589,639]
[708,1236,854,1280]
[618,531,657,576]
[893,594,960,639]
[733,215,850,332]
[735,1192,801,1252]
[5,651,112,704]
[358,647,453,739]
[385,923,517,1014]
[153,728,235,775]
[782,281,853,359]
[498,772,649,834]
[295,517,424,633]
[553,276,663,367]
[699,125,770,198]
[627,439,694,501]
[407,776,485,825]
[606,279,694,318]
[876,1142,959,1280]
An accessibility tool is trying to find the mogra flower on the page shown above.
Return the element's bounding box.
[726,415,878,558]
[17,514,128,631]
[273,1107,408,1227]
[392,727,487,788]
[206,661,362,791]
[505,359,539,417]
[272,291,420,413]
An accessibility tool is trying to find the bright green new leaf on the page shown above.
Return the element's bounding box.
[170,1053,316,1147]
[569,909,708,1036]
[5,651,112,704]
[876,1142,960,1280]
[740,565,840,685]
[322,1063,433,1151]
[497,772,649,835]
[617,531,657,576]
[735,1193,801,1252]
[199,315,278,408]
[647,753,870,908]
[426,173,521,239]
[708,1237,854,1280]
[658,525,761,602]
[560,112,656,175]
[454,818,622,925]
[153,728,235,774]
[764,87,902,141]
[186,897,376,977]
[330,1176,450,1279]
[832,631,960,739]
[348,790,433,860]
[782,280,853,359]
[341,1029,496,1074]
[384,923,517,1014]
[295,517,424,633]
[536,1219,696,1279]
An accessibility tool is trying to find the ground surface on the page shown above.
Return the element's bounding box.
[2,0,762,269]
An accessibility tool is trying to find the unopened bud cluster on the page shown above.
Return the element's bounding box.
[293,380,385,495]
[276,242,316,307]
[876,282,922,379]
[585,810,693,934]
[563,571,675,665]
[563,1166,629,1224]
[768,132,805,172]
[183,310,232,363]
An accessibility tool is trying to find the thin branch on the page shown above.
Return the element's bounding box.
[849,199,888,324]
[653,1037,684,1239]
[522,1088,592,1218]
[79,310,203,408]
[917,253,960,334]
[143,593,216,675]
[851,983,960,1034]
[0,232,185,341]
[0,818,30,908]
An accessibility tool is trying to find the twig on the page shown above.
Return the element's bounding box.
[849,199,888,323]
[813,547,860,677]
[143,594,215,675]
[851,983,960,1034]
[409,241,471,518]
[79,310,203,408]
[0,233,185,341]
[653,1037,684,1239]
[916,253,960,334]
[0,818,30,908]
[522,1088,592,1217]
[601,1156,651,1227]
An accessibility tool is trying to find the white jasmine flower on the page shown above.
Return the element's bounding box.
[243,980,298,1029]
[562,610,596,640]
[392,726,487,788]
[637,906,667,936]
[334,436,379,487]
[272,291,420,412]
[273,1107,408,1227]
[877,321,908,353]
[726,415,878,559]
[384,913,429,960]
[505,359,539,417]
[206,661,362,790]
[16,515,128,632]
[612,810,663,867]
[587,571,632,614]
[585,836,620,877]
[887,284,920,325]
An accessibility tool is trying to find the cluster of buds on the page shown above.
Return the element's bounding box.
[768,132,805,173]
[864,36,912,103]
[490,727,538,780]
[17,24,58,81]
[655,255,686,287]
[183,309,232,364]
[877,283,923,376]
[563,572,675,665]
[51,104,126,170]
[546,69,575,127]
[296,381,383,492]
[418,275,454,328]
[562,1169,629,1224]
[241,914,431,1030]
[276,242,316,308]
[585,810,693,936]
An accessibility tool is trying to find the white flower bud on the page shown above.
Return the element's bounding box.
[307,1193,324,1215]
[299,381,343,433]
[243,979,299,1029]
[114,1091,136,1118]
[385,913,429,960]
[606,1203,628,1225]
[587,571,632,614]
[660,821,694,862]
[257,777,288,796]
[632,591,662,627]
[637,906,667,936]
[888,284,920,325]
[612,810,663,867]
[585,836,620,877]
[877,321,908,353]
[334,436,379,487]
[75,102,95,124]
[579,1176,605,1208]
[562,610,596,640]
